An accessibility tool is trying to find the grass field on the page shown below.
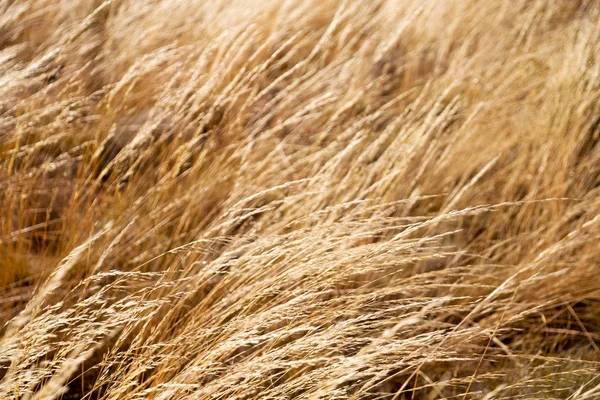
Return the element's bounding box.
[1,0,600,398]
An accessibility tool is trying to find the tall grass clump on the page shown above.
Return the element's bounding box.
[1,0,600,399]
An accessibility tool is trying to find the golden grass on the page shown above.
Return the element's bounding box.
[1,0,600,398]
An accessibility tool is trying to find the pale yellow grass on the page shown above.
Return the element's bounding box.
[1,0,600,399]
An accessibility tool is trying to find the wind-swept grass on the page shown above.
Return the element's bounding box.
[1,0,600,399]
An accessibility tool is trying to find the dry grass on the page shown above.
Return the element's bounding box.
[1,0,600,398]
